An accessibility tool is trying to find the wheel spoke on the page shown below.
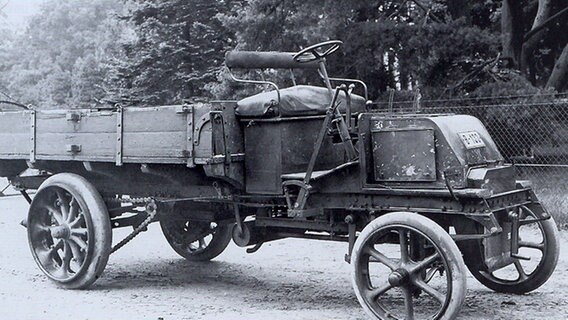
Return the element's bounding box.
[71,228,88,237]
[409,252,440,274]
[519,240,544,251]
[69,235,88,252]
[67,198,79,224]
[49,239,64,255]
[414,279,445,304]
[399,228,409,263]
[323,45,338,56]
[55,189,70,221]
[53,263,70,279]
[29,222,51,238]
[69,214,84,228]
[198,238,206,249]
[45,205,64,225]
[37,240,64,266]
[366,247,398,270]
[62,241,73,272]
[514,260,528,281]
[68,239,84,265]
[310,49,321,59]
[366,282,394,301]
[402,287,415,320]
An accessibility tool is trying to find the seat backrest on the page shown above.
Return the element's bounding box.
[235,85,366,118]
[225,51,320,70]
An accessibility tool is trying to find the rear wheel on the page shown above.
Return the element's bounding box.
[468,204,559,294]
[27,173,112,289]
[160,217,232,261]
[351,212,467,320]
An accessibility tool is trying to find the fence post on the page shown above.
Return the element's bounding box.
[388,88,394,113]
[413,88,421,113]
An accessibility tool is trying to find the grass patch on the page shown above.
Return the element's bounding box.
[517,167,568,229]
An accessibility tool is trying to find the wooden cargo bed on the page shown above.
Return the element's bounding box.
[0,104,215,167]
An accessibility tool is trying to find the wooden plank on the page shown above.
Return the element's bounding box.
[122,157,186,164]
[36,132,115,158]
[36,154,115,162]
[0,112,30,133]
[36,110,115,134]
[0,112,31,157]
[123,131,187,158]
[0,133,30,156]
[123,106,186,133]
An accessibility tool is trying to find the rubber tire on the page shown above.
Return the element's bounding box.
[160,220,232,262]
[351,212,467,320]
[28,173,112,289]
[468,216,560,294]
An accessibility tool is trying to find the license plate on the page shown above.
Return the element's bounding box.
[459,131,485,149]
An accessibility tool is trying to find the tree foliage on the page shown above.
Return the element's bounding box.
[220,0,567,99]
[1,0,567,110]
[218,1,503,99]
[105,0,244,106]
[0,0,126,109]
[502,0,568,91]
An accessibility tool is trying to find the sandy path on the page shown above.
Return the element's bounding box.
[1,195,567,320]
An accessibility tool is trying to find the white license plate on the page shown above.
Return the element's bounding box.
[459,131,485,149]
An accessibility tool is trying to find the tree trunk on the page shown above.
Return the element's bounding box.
[501,0,524,67]
[520,0,553,82]
[546,43,568,92]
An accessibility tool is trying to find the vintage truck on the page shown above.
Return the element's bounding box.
[0,41,558,320]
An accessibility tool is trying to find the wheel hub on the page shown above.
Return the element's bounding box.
[50,224,71,239]
[388,268,410,287]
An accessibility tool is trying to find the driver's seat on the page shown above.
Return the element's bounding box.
[235,85,367,118]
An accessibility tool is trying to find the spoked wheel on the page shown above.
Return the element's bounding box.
[351,212,467,320]
[160,217,232,261]
[468,204,559,294]
[27,173,112,289]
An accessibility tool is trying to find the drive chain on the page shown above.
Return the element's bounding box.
[110,197,158,254]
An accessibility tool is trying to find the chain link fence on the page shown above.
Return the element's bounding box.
[373,92,568,226]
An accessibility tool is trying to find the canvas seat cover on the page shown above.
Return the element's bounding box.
[235,85,366,117]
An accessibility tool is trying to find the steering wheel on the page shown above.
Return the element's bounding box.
[293,40,343,63]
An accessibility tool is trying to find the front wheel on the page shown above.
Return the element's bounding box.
[468,204,559,294]
[27,173,112,289]
[351,212,467,320]
[160,217,232,262]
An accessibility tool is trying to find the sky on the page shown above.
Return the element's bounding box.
[1,0,46,30]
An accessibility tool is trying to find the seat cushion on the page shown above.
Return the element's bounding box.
[235,85,367,117]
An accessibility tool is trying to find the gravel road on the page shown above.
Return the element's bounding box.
[1,195,567,320]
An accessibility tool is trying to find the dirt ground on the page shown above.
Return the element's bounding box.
[1,195,568,320]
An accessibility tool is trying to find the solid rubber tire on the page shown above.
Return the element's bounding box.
[351,212,467,320]
[28,173,112,289]
[160,219,232,262]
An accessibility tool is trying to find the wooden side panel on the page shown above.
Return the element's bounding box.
[0,105,215,165]
[36,110,116,161]
[122,106,187,161]
[0,112,31,158]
